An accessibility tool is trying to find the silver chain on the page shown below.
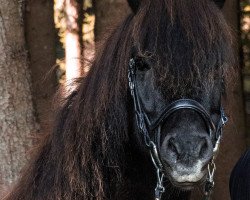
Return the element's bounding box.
[203,159,216,200]
[150,142,165,200]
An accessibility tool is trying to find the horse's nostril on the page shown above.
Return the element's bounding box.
[164,136,212,164]
[199,140,208,158]
[168,138,179,156]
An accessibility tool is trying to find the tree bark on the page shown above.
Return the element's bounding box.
[212,1,247,199]
[0,0,38,186]
[93,0,129,42]
[25,0,57,135]
[65,0,83,88]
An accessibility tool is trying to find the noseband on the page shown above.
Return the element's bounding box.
[128,58,228,200]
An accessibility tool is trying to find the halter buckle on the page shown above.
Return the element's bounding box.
[221,108,228,125]
[222,115,228,125]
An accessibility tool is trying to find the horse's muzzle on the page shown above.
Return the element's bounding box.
[160,132,213,187]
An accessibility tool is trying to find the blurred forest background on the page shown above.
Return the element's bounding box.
[0,0,249,199]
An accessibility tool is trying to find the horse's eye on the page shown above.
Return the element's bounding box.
[135,57,151,71]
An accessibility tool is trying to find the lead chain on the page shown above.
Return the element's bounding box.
[155,169,165,200]
[203,160,216,200]
[149,141,165,200]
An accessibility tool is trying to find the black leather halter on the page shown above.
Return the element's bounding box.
[128,58,228,200]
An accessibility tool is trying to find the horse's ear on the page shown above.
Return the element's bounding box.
[127,0,140,13]
[212,0,225,9]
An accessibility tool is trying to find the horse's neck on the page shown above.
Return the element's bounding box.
[117,141,191,200]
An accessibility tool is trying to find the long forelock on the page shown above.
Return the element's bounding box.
[131,0,234,99]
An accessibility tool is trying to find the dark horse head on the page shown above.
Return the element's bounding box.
[126,0,232,193]
[5,0,234,200]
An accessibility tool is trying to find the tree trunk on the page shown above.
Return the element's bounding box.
[213,1,247,199]
[93,0,129,42]
[65,0,83,88]
[25,0,57,135]
[0,0,38,187]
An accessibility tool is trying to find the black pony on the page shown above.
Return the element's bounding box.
[3,0,233,199]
